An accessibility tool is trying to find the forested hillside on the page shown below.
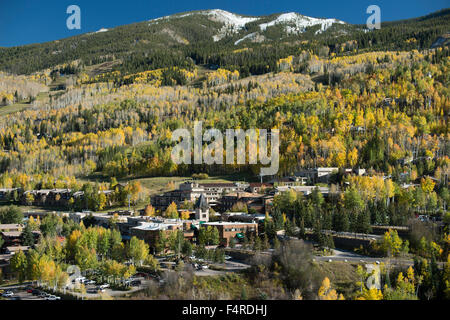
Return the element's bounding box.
[0,8,448,214]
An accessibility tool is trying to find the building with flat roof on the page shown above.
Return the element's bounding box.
[5,246,30,255]
[0,224,23,232]
[130,220,184,253]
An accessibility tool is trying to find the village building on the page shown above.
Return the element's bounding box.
[130,220,184,253]
[0,254,13,280]
[219,192,272,213]
[1,231,23,247]
[5,246,30,255]
[0,224,23,233]
[0,188,21,201]
[151,181,249,210]
[275,185,331,196]
[201,221,258,246]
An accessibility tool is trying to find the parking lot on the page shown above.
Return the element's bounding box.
[0,275,152,300]
[0,284,55,300]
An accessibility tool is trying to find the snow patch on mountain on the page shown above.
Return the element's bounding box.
[205,9,259,42]
[234,32,257,45]
[148,10,346,41]
[259,12,345,34]
[206,9,258,27]
[149,9,259,41]
[87,28,109,35]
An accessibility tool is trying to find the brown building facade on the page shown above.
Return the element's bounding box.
[201,221,258,246]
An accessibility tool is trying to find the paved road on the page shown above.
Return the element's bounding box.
[313,248,414,266]
[194,268,226,276]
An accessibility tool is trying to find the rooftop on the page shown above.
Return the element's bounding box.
[195,193,209,210]
[1,231,22,237]
[0,224,23,230]
[132,221,182,231]
[203,221,257,226]
[6,246,30,252]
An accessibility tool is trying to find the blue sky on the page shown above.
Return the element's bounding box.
[0,0,448,47]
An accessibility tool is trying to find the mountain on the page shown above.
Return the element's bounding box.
[0,8,448,75]
[148,9,348,42]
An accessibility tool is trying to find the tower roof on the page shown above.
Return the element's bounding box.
[195,193,208,210]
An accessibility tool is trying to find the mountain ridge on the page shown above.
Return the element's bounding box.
[0,8,448,75]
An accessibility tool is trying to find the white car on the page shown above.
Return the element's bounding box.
[99,284,110,289]
[45,295,61,300]
[2,291,14,297]
[73,277,86,283]
[201,265,209,269]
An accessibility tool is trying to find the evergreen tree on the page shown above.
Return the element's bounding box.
[22,224,35,247]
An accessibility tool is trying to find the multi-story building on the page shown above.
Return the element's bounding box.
[151,181,249,210]
[201,221,258,246]
[219,192,272,213]
[130,219,197,253]
[0,188,21,201]
[275,185,331,196]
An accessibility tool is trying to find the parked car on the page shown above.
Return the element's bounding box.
[83,279,95,285]
[130,280,141,286]
[45,295,61,300]
[96,286,106,292]
[2,291,14,297]
[87,288,99,294]
[99,284,110,289]
[31,289,40,295]
[73,276,86,283]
